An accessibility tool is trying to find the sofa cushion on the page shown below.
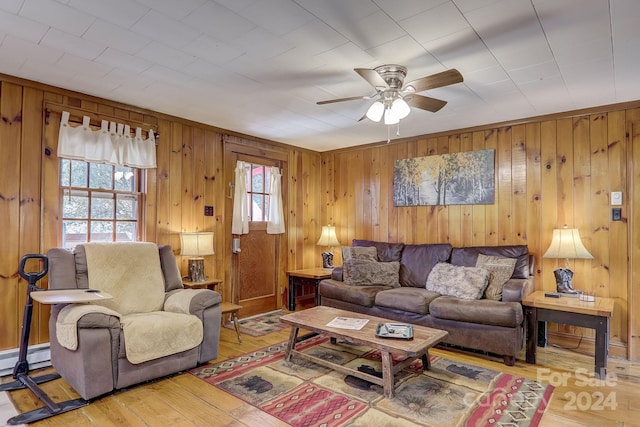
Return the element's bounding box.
[344,259,400,287]
[352,239,404,262]
[341,246,378,262]
[400,243,453,288]
[426,262,490,300]
[319,279,391,307]
[476,254,517,301]
[374,288,441,315]
[450,245,529,279]
[429,296,523,327]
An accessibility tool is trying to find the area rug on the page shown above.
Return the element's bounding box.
[223,310,289,337]
[191,335,553,426]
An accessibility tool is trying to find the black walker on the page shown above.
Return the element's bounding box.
[0,254,88,425]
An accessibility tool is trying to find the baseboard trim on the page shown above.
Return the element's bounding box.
[0,343,51,377]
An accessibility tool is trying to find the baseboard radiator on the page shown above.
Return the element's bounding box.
[0,343,51,377]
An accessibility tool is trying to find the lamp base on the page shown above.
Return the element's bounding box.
[321,252,334,269]
[554,268,582,296]
[187,258,207,282]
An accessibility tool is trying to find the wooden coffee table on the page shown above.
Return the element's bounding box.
[280,306,448,398]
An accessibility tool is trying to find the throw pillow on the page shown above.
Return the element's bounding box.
[343,259,400,287]
[341,246,378,262]
[476,254,517,300]
[425,262,490,300]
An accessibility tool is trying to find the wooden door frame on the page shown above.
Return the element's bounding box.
[223,141,289,309]
[628,121,640,360]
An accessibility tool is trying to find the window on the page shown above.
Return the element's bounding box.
[60,159,142,248]
[245,163,271,222]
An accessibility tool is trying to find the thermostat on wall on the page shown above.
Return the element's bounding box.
[611,192,622,206]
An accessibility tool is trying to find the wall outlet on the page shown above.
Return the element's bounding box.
[612,208,622,221]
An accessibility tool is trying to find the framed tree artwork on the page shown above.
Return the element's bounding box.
[393,149,495,206]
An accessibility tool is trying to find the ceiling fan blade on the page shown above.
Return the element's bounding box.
[317,94,376,105]
[405,94,448,112]
[404,69,463,93]
[354,68,389,90]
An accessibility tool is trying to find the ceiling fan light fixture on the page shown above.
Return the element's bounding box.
[384,106,400,125]
[366,100,384,122]
[392,97,411,119]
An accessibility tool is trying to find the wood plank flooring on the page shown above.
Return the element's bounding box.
[3,325,639,426]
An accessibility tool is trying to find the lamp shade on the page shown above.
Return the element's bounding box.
[543,227,593,260]
[392,97,411,119]
[180,232,215,256]
[316,225,340,247]
[366,101,384,122]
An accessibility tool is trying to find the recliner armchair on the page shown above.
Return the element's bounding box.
[46,242,221,400]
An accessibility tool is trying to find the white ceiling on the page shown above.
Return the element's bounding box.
[1,0,638,152]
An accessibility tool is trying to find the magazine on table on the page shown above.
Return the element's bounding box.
[326,316,369,330]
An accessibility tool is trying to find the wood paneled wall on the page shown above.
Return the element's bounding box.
[320,106,640,360]
[0,76,322,351]
[2,72,639,361]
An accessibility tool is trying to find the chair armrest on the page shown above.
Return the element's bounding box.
[164,289,221,316]
[502,277,535,303]
[331,266,344,281]
[49,307,120,400]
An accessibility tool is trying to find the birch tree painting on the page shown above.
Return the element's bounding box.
[393,149,494,206]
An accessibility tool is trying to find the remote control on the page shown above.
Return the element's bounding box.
[544,292,560,298]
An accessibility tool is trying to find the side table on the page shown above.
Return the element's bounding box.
[522,290,615,379]
[286,267,333,311]
[183,278,242,344]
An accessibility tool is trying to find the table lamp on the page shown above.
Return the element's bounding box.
[180,232,215,282]
[316,225,340,268]
[542,226,593,296]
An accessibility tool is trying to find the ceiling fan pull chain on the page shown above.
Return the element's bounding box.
[396,122,401,136]
[387,125,391,143]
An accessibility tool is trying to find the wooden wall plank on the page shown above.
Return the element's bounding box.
[471,131,486,246]
[20,87,47,343]
[0,82,23,349]
[540,121,558,291]
[511,124,527,245]
[606,111,627,348]
[525,123,542,283]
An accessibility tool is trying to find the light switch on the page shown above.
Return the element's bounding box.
[611,192,622,206]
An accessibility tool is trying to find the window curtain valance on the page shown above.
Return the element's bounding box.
[58,111,157,169]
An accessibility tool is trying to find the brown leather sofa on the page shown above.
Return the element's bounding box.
[319,240,535,365]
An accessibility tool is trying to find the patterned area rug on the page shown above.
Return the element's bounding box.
[223,310,289,337]
[191,335,553,426]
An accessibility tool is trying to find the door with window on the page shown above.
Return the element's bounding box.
[225,145,286,318]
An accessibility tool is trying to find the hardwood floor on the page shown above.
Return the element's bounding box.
[3,325,639,426]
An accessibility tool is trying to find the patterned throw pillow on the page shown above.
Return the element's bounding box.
[475,254,517,300]
[343,259,400,287]
[425,262,490,300]
[341,246,378,262]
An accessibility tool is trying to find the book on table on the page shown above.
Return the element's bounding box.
[325,316,369,330]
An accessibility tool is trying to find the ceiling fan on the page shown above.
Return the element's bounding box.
[317,65,463,125]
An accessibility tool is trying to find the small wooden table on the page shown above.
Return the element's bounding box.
[280,306,448,398]
[182,277,223,291]
[522,290,615,379]
[183,278,242,344]
[286,267,333,311]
